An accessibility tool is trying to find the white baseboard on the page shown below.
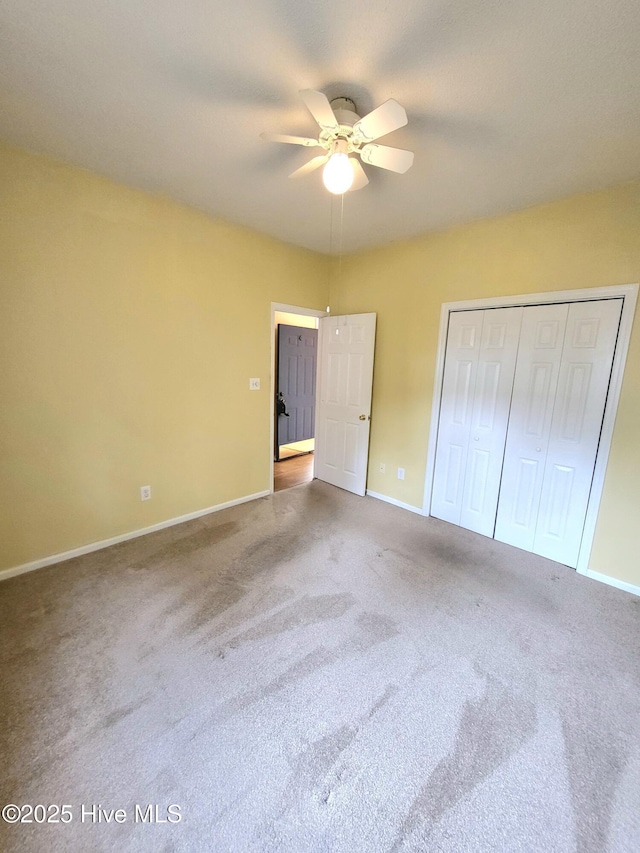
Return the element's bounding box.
[585,569,640,598]
[0,490,270,584]
[366,490,425,516]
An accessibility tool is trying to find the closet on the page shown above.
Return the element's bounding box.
[431,298,623,568]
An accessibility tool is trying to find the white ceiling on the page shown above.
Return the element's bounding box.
[1,0,639,254]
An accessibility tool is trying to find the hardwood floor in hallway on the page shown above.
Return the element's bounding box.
[274,453,314,491]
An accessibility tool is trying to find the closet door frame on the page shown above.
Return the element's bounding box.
[423,283,638,575]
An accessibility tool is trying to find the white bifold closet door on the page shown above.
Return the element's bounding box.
[495,298,623,566]
[432,297,623,569]
[493,303,569,552]
[431,307,523,536]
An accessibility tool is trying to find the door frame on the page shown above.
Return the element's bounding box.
[270,302,327,493]
[422,282,638,575]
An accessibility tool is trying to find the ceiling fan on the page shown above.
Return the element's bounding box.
[261,90,414,194]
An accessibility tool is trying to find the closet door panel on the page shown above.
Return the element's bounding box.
[431,311,484,525]
[460,307,523,536]
[534,299,623,566]
[494,303,569,551]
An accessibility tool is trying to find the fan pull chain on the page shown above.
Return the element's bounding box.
[338,192,345,286]
[328,193,334,288]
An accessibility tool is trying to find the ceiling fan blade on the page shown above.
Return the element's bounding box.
[352,99,407,142]
[299,89,339,132]
[288,154,329,179]
[260,133,322,148]
[349,158,369,191]
[360,143,414,174]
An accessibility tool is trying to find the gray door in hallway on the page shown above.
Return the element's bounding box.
[276,324,318,454]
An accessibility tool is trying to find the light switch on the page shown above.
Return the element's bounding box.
[249,378,260,390]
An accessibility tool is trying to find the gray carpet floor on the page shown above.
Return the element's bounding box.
[1,480,639,853]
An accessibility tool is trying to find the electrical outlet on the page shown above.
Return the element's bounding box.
[397,468,405,480]
[249,378,260,390]
[379,463,386,473]
[140,485,151,501]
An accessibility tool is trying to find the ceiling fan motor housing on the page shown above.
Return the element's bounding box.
[330,97,360,129]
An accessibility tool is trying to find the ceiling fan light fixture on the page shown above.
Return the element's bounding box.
[262,90,414,191]
[322,140,354,195]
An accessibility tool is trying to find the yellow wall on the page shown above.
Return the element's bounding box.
[330,180,640,587]
[0,143,328,570]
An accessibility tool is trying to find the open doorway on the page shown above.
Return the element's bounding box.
[270,304,378,497]
[271,304,325,492]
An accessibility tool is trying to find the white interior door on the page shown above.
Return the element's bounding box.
[494,303,569,552]
[459,306,523,536]
[430,310,484,524]
[533,299,623,565]
[314,313,377,496]
[432,298,623,568]
[424,284,637,575]
[431,307,522,535]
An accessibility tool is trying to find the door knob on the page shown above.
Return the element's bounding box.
[359,414,367,421]
[474,436,479,441]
